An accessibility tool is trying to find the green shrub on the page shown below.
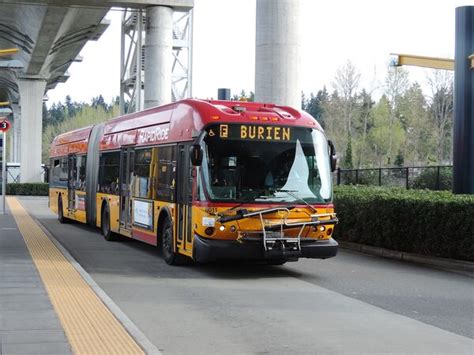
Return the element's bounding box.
[412,167,452,190]
[0,183,49,196]
[333,185,474,261]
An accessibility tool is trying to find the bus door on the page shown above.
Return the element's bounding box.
[119,147,135,230]
[176,143,193,253]
[67,155,76,210]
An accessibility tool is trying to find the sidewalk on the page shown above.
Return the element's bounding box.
[0,197,148,355]
[0,205,72,355]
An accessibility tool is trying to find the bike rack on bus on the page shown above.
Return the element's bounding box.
[222,207,338,259]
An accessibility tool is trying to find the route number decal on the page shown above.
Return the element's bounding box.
[0,119,10,133]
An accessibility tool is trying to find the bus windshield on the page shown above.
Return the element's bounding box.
[198,124,332,204]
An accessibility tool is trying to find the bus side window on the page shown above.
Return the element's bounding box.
[59,158,68,182]
[156,146,176,202]
[50,158,62,187]
[133,148,152,199]
[76,155,87,191]
[98,152,120,195]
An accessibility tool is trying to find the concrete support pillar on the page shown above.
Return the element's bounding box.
[11,104,20,163]
[255,0,301,108]
[453,6,474,194]
[144,6,173,108]
[17,78,46,183]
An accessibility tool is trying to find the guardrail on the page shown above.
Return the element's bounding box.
[0,164,49,183]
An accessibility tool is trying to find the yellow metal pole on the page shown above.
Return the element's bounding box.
[0,48,19,57]
[390,53,454,71]
[0,102,10,106]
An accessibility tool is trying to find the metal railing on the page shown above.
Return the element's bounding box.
[335,165,453,191]
[0,164,49,183]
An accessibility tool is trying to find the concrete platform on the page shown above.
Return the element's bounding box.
[0,205,72,355]
[0,197,151,355]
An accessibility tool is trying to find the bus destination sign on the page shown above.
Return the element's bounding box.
[208,124,292,142]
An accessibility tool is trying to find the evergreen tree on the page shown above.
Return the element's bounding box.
[394,151,404,167]
[344,134,353,169]
[303,87,329,128]
[91,95,107,111]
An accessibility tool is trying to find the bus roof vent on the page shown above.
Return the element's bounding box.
[260,107,294,119]
[215,105,238,114]
[232,106,246,113]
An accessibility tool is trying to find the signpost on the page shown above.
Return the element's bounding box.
[0,118,11,214]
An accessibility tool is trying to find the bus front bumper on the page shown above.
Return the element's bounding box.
[192,234,338,263]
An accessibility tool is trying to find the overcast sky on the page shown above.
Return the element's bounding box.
[46,0,474,106]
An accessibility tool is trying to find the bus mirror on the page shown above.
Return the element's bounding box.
[328,140,337,172]
[190,144,203,166]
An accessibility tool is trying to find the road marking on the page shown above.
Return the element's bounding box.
[7,196,145,355]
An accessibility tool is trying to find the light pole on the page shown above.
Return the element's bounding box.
[0,118,11,214]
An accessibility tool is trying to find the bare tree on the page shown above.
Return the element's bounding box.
[384,67,409,165]
[332,60,360,136]
[426,70,454,163]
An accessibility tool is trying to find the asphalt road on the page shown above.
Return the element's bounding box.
[20,197,474,354]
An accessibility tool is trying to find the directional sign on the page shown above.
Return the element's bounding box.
[0,119,11,133]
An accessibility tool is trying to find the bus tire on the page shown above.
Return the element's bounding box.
[101,204,117,242]
[266,259,287,266]
[161,218,188,266]
[57,196,67,224]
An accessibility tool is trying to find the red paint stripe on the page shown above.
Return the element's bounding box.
[132,228,157,246]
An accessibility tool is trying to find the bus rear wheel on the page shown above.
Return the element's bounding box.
[101,205,117,242]
[161,218,188,266]
[57,196,67,224]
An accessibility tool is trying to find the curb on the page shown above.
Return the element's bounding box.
[35,219,162,355]
[339,241,474,276]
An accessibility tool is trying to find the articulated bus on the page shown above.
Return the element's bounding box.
[49,99,338,265]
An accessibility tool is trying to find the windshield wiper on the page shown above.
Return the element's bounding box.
[219,203,245,217]
[218,188,267,216]
[218,206,295,223]
[219,189,286,218]
[279,189,318,213]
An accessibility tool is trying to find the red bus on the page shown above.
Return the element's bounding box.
[49,99,338,265]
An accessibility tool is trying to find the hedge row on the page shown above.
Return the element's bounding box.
[0,183,49,196]
[333,186,474,262]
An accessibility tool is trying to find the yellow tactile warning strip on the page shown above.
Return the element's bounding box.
[7,197,145,355]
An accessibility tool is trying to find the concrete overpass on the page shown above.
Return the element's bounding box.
[0,0,301,182]
[0,0,112,182]
[0,0,195,182]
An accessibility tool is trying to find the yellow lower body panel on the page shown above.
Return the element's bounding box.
[7,197,144,355]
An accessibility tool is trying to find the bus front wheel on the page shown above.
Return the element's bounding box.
[101,205,117,242]
[161,218,188,266]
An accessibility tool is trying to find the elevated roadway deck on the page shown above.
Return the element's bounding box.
[0,0,192,183]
